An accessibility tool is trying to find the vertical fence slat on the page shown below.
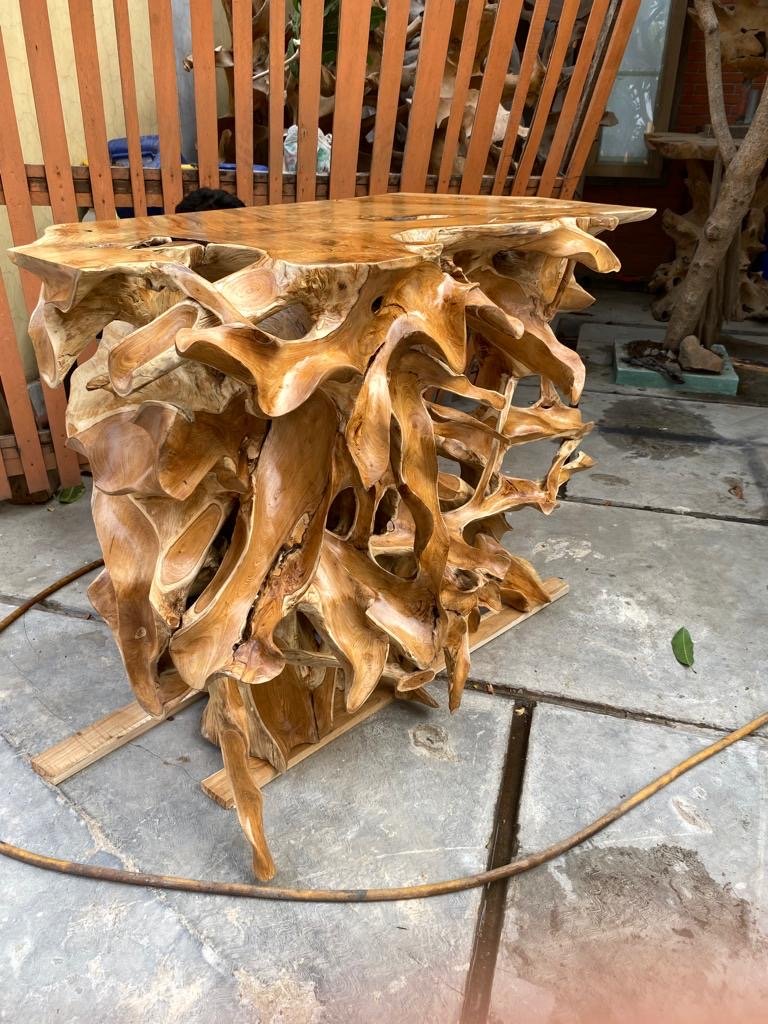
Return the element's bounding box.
[233,0,254,205]
[0,277,49,495]
[491,0,550,194]
[436,0,485,193]
[190,0,220,188]
[19,0,79,223]
[0,441,12,501]
[368,0,410,196]
[148,0,184,212]
[511,0,581,196]
[329,0,372,199]
[296,0,324,203]
[537,0,613,196]
[460,0,524,195]
[268,0,285,204]
[400,0,454,193]
[2,24,80,487]
[113,0,148,216]
[0,37,41,315]
[68,0,116,219]
[562,0,641,197]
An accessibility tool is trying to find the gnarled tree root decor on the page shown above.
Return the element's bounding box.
[11,194,653,879]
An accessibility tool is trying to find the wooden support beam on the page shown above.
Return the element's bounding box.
[31,688,204,786]
[266,0,285,205]
[148,0,184,211]
[202,688,395,807]
[69,0,117,219]
[400,0,454,192]
[296,0,324,203]
[113,0,148,215]
[329,0,372,199]
[368,0,410,196]
[233,0,255,205]
[201,579,569,808]
[190,0,220,189]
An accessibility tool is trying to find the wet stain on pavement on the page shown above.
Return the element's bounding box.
[589,472,631,487]
[597,399,719,461]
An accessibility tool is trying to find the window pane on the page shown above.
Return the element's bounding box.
[620,0,672,72]
[596,0,672,166]
[598,74,660,162]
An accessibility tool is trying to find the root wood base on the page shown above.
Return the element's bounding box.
[29,578,567,796]
[11,193,650,877]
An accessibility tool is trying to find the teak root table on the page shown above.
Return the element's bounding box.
[12,193,653,879]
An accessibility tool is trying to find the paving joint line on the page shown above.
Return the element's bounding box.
[459,703,533,1024]
[464,679,768,744]
[579,385,764,409]
[560,494,767,526]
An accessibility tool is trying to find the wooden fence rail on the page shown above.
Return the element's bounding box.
[0,0,639,496]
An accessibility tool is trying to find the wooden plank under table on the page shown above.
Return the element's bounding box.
[29,579,567,794]
[201,578,569,808]
[31,689,204,787]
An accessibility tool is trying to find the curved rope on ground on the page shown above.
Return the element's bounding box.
[1,562,765,902]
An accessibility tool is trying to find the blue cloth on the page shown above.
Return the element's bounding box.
[108,135,161,168]
[219,163,269,172]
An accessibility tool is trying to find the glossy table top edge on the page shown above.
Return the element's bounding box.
[10,193,656,272]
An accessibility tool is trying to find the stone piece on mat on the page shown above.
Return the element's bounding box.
[679,334,725,373]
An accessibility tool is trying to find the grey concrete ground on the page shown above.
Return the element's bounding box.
[489,707,768,1024]
[0,324,766,1022]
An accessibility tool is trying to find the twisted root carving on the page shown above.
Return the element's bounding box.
[13,197,648,877]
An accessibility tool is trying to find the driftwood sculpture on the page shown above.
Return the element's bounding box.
[12,194,651,878]
[647,135,768,324]
[648,0,768,346]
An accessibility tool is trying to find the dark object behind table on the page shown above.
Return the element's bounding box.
[175,188,246,213]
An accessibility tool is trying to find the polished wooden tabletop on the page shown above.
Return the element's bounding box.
[11,193,654,275]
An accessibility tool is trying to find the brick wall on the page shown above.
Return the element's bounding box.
[581,20,760,282]
[675,24,755,132]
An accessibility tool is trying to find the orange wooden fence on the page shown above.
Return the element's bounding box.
[0,0,640,497]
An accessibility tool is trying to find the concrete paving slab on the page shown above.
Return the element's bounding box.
[507,387,768,520]
[2,634,513,1024]
[0,601,130,754]
[0,737,262,1024]
[489,705,768,1024]
[469,501,768,731]
[560,283,659,328]
[0,479,100,615]
[61,692,511,1022]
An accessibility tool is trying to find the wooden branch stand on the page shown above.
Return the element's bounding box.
[32,577,567,799]
[12,193,651,878]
